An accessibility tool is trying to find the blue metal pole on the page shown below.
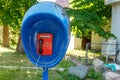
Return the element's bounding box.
[43,68,48,80]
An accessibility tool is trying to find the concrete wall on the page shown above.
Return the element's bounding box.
[68,35,81,50]
[105,0,120,5]
[68,33,103,50]
[74,37,82,49]
[111,3,120,63]
[41,0,69,7]
[91,32,103,50]
[68,35,75,50]
[105,0,120,62]
[111,2,120,45]
[68,32,104,50]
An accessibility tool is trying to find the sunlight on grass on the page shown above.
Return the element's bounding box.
[0,54,33,66]
[67,50,86,57]
[67,50,101,59]
[0,69,42,80]
[0,50,34,66]
[0,47,15,53]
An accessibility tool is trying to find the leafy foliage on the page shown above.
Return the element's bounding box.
[66,0,115,39]
[0,0,37,27]
[86,68,103,80]
[58,69,79,80]
[0,0,37,46]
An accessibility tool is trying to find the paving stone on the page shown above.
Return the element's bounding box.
[68,65,88,79]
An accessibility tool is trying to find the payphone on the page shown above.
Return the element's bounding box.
[21,1,70,80]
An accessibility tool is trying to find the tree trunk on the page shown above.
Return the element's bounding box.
[81,37,91,50]
[16,35,24,53]
[2,26,9,47]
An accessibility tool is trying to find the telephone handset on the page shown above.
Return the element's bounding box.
[39,39,43,54]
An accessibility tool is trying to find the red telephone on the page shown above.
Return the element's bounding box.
[37,33,53,56]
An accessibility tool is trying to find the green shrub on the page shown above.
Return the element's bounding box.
[86,68,103,80]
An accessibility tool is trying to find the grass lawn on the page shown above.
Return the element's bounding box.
[0,47,77,80]
[0,47,103,80]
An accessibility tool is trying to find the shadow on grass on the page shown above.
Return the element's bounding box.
[0,51,33,66]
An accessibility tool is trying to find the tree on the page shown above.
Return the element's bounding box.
[0,0,37,51]
[0,0,23,47]
[67,0,114,38]
[66,0,115,49]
